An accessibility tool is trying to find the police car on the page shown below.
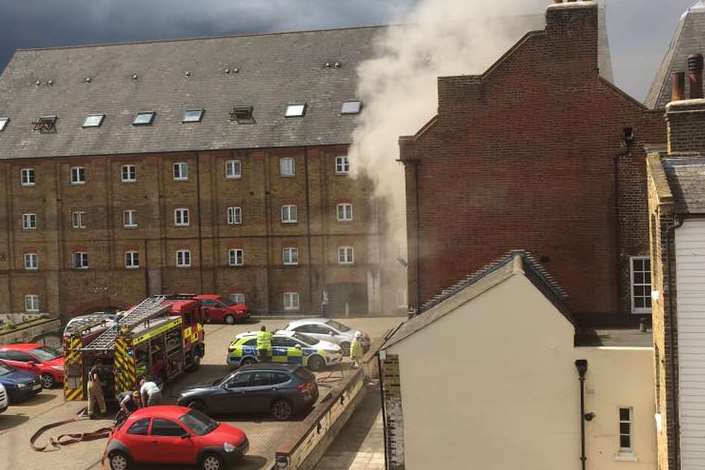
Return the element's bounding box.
[226,330,343,371]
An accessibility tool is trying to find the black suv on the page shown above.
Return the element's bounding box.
[177,363,318,420]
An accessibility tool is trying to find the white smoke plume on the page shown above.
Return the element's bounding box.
[350,0,552,307]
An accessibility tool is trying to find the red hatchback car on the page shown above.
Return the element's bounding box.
[195,294,250,324]
[104,406,248,470]
[0,343,64,388]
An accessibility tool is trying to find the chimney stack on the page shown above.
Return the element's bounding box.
[688,54,704,99]
[672,71,686,102]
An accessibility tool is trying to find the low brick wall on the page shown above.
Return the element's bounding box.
[0,317,62,346]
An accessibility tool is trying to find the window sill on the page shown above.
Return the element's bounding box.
[225,176,242,180]
[173,178,189,182]
[335,172,349,176]
[615,452,637,462]
[281,221,298,225]
[125,266,140,270]
[176,266,192,269]
[21,183,36,187]
[123,225,138,229]
[121,180,137,184]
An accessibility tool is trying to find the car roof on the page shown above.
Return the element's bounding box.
[130,405,191,420]
[0,343,41,351]
[285,318,332,328]
[238,363,299,372]
[235,330,294,339]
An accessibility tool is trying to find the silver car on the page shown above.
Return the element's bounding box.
[282,318,370,355]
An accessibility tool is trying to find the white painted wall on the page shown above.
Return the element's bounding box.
[387,273,656,470]
[676,218,705,469]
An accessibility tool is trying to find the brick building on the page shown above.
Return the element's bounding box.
[0,26,394,318]
[399,1,665,324]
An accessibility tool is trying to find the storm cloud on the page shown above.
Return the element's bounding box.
[0,0,699,101]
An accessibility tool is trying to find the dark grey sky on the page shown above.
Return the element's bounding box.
[0,0,696,101]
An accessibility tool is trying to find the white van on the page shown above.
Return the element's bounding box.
[0,383,8,413]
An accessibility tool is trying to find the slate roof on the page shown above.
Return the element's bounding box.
[645,1,705,109]
[382,250,572,350]
[662,155,705,214]
[0,26,385,160]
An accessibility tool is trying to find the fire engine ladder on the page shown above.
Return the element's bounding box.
[65,315,114,337]
[82,296,168,352]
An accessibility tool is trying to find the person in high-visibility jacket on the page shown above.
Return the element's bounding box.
[256,325,273,363]
[350,332,364,368]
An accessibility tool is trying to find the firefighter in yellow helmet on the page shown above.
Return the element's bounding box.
[256,325,273,363]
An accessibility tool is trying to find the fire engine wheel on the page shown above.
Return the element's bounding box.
[224,314,235,325]
[271,399,294,420]
[40,374,55,389]
[185,353,201,372]
[200,453,224,470]
[109,450,131,470]
[307,355,325,371]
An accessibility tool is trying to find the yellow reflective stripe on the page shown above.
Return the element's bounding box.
[132,317,182,346]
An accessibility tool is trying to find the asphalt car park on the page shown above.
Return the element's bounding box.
[0,316,402,470]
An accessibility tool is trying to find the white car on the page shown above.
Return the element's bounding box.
[282,319,370,355]
[0,383,7,414]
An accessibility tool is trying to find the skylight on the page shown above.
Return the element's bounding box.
[230,106,254,124]
[341,101,362,115]
[285,104,306,118]
[0,117,8,131]
[82,114,105,128]
[182,109,204,123]
[133,112,155,125]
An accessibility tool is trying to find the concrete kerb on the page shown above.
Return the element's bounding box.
[272,338,386,470]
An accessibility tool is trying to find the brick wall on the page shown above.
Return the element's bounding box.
[667,100,705,154]
[0,144,388,318]
[401,3,665,322]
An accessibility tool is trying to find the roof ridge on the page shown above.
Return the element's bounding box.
[14,24,392,53]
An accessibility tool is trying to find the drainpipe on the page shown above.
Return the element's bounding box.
[665,216,683,470]
[377,351,389,470]
[575,359,588,470]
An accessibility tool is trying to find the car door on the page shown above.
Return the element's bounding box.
[219,371,254,414]
[246,371,275,412]
[0,350,36,373]
[309,324,338,344]
[148,418,196,464]
[122,418,153,463]
[199,299,219,322]
[271,337,290,364]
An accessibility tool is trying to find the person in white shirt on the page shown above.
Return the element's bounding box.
[139,377,162,406]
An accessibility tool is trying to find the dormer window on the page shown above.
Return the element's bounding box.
[182,109,204,123]
[0,117,8,131]
[82,114,105,128]
[341,101,362,114]
[230,106,254,124]
[285,104,306,118]
[133,112,155,126]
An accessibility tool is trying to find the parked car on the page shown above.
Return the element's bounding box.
[0,343,64,388]
[0,361,42,403]
[178,363,318,420]
[227,330,343,371]
[0,383,7,414]
[282,319,370,355]
[103,405,248,470]
[194,294,250,324]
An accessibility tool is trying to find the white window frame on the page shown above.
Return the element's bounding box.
[123,210,137,228]
[281,205,298,224]
[72,252,89,270]
[282,247,299,266]
[230,293,246,305]
[125,251,140,269]
[24,294,39,313]
[337,246,354,265]
[283,292,300,311]
[227,206,242,225]
[228,248,244,267]
[279,157,295,177]
[173,162,189,181]
[121,164,137,183]
[174,208,190,227]
[335,156,350,175]
[24,253,39,271]
[225,160,242,179]
[336,203,353,222]
[71,210,86,229]
[20,168,35,186]
[176,249,191,268]
[22,213,37,230]
[617,407,635,459]
[630,256,652,314]
[70,166,86,185]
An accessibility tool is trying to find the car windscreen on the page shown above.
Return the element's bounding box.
[179,409,219,436]
[326,320,351,332]
[0,363,13,376]
[292,332,319,345]
[30,347,62,361]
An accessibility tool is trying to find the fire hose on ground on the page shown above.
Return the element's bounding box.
[29,407,113,452]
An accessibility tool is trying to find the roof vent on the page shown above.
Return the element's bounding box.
[131,73,138,80]
[324,62,332,68]
[230,106,255,124]
[34,80,41,86]
[85,77,92,83]
[232,67,239,73]
[32,116,57,133]
[224,68,231,74]
[47,80,54,86]
[185,71,192,79]
[334,61,342,68]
